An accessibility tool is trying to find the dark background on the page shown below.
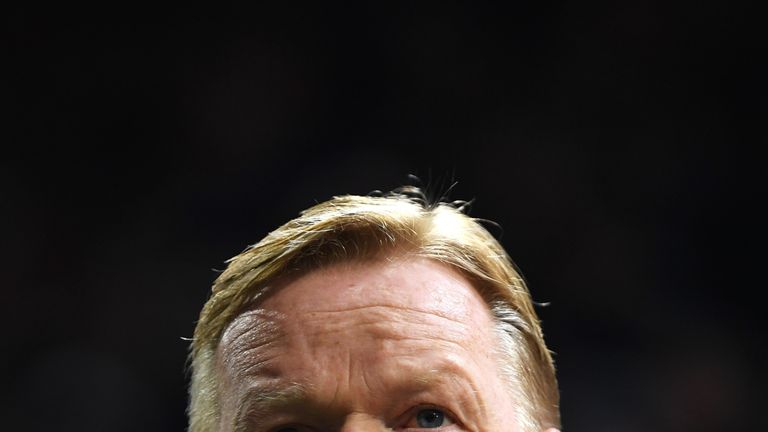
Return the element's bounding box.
[3,2,763,431]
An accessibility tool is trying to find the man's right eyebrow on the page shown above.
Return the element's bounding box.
[233,381,310,431]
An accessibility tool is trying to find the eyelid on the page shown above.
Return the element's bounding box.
[261,415,319,432]
[398,404,461,430]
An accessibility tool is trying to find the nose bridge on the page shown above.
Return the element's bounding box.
[339,412,390,432]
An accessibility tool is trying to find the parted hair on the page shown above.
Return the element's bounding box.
[188,187,560,431]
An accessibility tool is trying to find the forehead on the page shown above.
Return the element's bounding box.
[214,257,503,423]
[217,257,497,366]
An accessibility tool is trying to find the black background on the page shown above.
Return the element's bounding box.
[3,2,764,431]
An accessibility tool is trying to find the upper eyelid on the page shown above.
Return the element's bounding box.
[396,403,462,429]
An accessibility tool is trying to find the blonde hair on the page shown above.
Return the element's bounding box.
[188,188,560,431]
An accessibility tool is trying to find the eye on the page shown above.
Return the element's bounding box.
[417,409,447,427]
[403,407,456,429]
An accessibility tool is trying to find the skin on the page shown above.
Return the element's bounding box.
[216,256,548,432]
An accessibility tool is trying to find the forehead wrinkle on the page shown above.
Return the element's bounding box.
[307,303,485,327]
[217,309,286,381]
[291,305,491,353]
[220,309,285,344]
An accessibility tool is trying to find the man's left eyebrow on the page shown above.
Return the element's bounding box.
[394,362,487,415]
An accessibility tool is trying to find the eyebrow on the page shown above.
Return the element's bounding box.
[233,381,311,432]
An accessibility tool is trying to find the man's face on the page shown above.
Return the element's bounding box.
[215,257,525,431]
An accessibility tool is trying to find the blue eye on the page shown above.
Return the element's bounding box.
[416,408,446,428]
